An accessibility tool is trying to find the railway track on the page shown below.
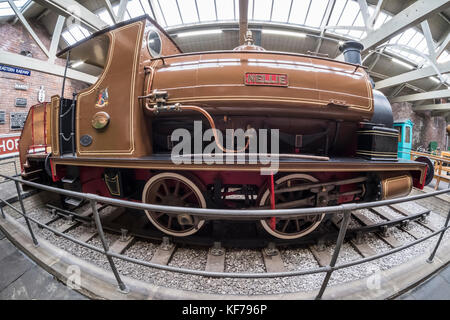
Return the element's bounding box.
[35,200,438,274]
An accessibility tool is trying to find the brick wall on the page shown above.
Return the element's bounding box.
[0,19,88,135]
[392,101,447,151]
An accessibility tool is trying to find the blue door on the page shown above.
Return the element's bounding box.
[394,120,413,159]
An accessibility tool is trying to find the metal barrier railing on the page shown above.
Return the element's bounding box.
[0,171,449,299]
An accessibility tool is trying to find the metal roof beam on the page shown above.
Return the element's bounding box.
[391,89,450,103]
[357,0,371,31]
[0,49,97,84]
[103,0,118,24]
[48,15,65,63]
[33,0,108,32]
[338,0,450,58]
[413,103,450,112]
[118,0,129,22]
[239,0,248,45]
[315,0,336,53]
[8,0,50,57]
[436,31,450,59]
[375,61,450,90]
[420,20,437,63]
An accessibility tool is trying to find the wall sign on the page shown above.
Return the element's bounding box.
[0,133,20,159]
[38,85,45,103]
[0,64,31,76]
[10,112,27,130]
[0,111,5,124]
[15,98,27,107]
[15,83,29,91]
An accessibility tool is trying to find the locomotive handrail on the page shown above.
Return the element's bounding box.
[1,172,449,219]
[0,169,449,300]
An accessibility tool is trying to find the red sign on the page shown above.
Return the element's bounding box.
[0,133,20,159]
[245,73,288,87]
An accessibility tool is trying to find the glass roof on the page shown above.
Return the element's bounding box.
[57,0,450,68]
[0,0,30,17]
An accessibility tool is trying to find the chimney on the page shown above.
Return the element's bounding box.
[339,41,364,65]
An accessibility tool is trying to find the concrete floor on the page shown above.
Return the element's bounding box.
[0,170,448,300]
[396,264,450,300]
[0,229,86,300]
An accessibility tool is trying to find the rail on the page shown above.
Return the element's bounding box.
[0,171,449,299]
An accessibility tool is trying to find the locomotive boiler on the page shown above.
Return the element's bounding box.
[18,15,432,239]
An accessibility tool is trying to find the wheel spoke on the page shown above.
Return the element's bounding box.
[153,212,165,220]
[174,180,180,196]
[181,191,194,201]
[281,219,290,233]
[295,219,300,231]
[161,181,170,196]
[167,216,173,229]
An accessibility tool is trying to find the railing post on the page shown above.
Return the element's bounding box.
[90,200,129,293]
[427,207,450,263]
[15,180,38,246]
[316,210,351,300]
[1,205,5,219]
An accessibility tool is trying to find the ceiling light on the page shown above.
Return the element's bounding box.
[176,29,223,38]
[262,29,306,38]
[430,76,441,83]
[391,58,413,69]
[71,60,84,68]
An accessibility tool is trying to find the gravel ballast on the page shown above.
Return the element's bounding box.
[12,197,450,296]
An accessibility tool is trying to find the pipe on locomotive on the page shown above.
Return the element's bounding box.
[138,94,331,161]
[145,103,250,153]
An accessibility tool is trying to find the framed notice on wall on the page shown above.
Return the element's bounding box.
[0,111,5,124]
[15,97,27,107]
[10,112,27,130]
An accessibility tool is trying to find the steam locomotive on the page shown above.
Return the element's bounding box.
[18,16,432,239]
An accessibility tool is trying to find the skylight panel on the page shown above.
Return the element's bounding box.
[0,0,30,17]
[271,0,290,22]
[408,33,424,48]
[348,29,363,39]
[0,8,14,17]
[139,0,155,18]
[97,9,114,26]
[352,11,365,27]
[288,0,310,25]
[328,0,347,26]
[152,1,167,26]
[158,0,182,26]
[253,0,272,21]
[438,51,450,63]
[197,0,217,21]
[127,0,145,18]
[388,33,402,44]
[415,38,429,55]
[62,31,76,45]
[248,0,254,19]
[304,0,327,28]
[216,0,235,20]
[78,25,91,38]
[177,0,199,24]
[338,0,359,28]
[373,11,388,30]
[0,2,13,16]
[397,28,416,46]
[68,26,86,41]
